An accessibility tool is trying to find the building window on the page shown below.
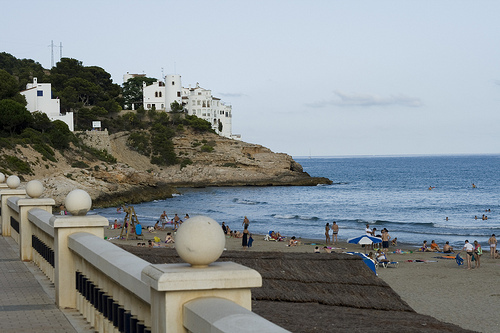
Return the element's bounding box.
[197,100,201,105]
[37,90,43,96]
[147,104,151,108]
[172,81,175,85]
[177,91,181,97]
[155,92,158,97]
[159,92,162,97]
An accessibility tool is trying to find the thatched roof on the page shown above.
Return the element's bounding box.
[120,246,476,333]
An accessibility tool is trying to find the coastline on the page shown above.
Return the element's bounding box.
[105,227,498,333]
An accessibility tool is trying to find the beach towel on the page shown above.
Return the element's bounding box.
[455,254,464,266]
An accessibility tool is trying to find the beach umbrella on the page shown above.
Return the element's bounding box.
[347,235,382,253]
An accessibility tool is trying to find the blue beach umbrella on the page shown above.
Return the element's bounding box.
[348,235,382,253]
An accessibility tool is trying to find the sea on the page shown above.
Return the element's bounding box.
[90,155,500,249]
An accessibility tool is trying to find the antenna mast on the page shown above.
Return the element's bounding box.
[49,40,55,68]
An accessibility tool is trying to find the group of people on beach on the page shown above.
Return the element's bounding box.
[324,221,339,244]
[221,217,254,249]
[418,235,498,270]
[157,211,189,231]
[365,224,394,250]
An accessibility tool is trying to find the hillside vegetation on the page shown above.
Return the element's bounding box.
[0,52,331,207]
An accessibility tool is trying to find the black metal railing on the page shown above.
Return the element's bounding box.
[75,271,151,333]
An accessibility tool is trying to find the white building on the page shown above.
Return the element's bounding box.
[20,78,74,131]
[140,74,234,139]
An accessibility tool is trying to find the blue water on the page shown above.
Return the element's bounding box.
[91,155,500,249]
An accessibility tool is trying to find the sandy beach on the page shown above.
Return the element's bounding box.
[105,226,499,333]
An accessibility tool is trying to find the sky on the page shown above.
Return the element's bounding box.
[1,0,500,157]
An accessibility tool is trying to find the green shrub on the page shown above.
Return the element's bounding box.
[200,144,214,153]
[71,161,89,168]
[33,143,57,162]
[127,131,151,155]
[180,158,193,169]
[2,155,32,174]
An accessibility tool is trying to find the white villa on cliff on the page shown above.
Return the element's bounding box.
[20,78,74,131]
[124,73,235,139]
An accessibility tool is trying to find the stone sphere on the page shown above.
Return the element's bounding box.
[6,175,20,189]
[65,189,92,216]
[175,216,225,267]
[26,180,44,198]
[0,172,5,183]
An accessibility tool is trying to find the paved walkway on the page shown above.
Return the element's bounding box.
[0,236,94,333]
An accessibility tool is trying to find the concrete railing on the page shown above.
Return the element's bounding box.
[0,174,289,333]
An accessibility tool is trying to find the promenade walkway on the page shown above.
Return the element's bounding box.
[0,236,94,333]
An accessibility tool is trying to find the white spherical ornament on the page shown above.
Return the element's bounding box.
[175,216,225,267]
[65,189,92,216]
[6,175,20,189]
[26,180,44,198]
[0,172,5,183]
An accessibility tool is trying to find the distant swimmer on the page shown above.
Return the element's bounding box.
[472,183,476,188]
[428,186,435,190]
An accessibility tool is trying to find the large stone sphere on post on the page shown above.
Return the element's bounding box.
[6,175,20,189]
[175,216,225,267]
[65,189,92,216]
[26,180,44,198]
[0,172,5,183]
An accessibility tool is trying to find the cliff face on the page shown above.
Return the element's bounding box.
[11,129,331,207]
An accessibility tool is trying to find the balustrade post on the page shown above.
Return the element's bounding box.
[141,216,262,333]
[0,175,25,236]
[51,189,108,309]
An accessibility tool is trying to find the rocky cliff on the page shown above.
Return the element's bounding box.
[7,129,331,207]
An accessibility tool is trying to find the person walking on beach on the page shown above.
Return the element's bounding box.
[488,234,497,259]
[332,221,339,244]
[462,240,474,270]
[325,223,331,244]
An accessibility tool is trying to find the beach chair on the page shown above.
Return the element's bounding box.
[376,255,399,268]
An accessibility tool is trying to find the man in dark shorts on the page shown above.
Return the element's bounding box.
[381,228,391,251]
[332,221,339,244]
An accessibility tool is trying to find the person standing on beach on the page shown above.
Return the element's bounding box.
[242,224,249,249]
[365,224,372,235]
[332,221,339,244]
[160,211,168,229]
[473,240,482,268]
[242,216,249,228]
[488,234,497,259]
[381,228,391,251]
[325,223,330,244]
[462,240,474,270]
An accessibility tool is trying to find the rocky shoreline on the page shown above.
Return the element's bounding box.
[9,129,331,207]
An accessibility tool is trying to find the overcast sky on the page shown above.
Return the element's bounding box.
[2,1,499,157]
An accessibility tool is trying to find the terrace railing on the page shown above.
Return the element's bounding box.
[0,175,289,333]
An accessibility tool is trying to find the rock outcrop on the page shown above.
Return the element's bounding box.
[6,129,331,207]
